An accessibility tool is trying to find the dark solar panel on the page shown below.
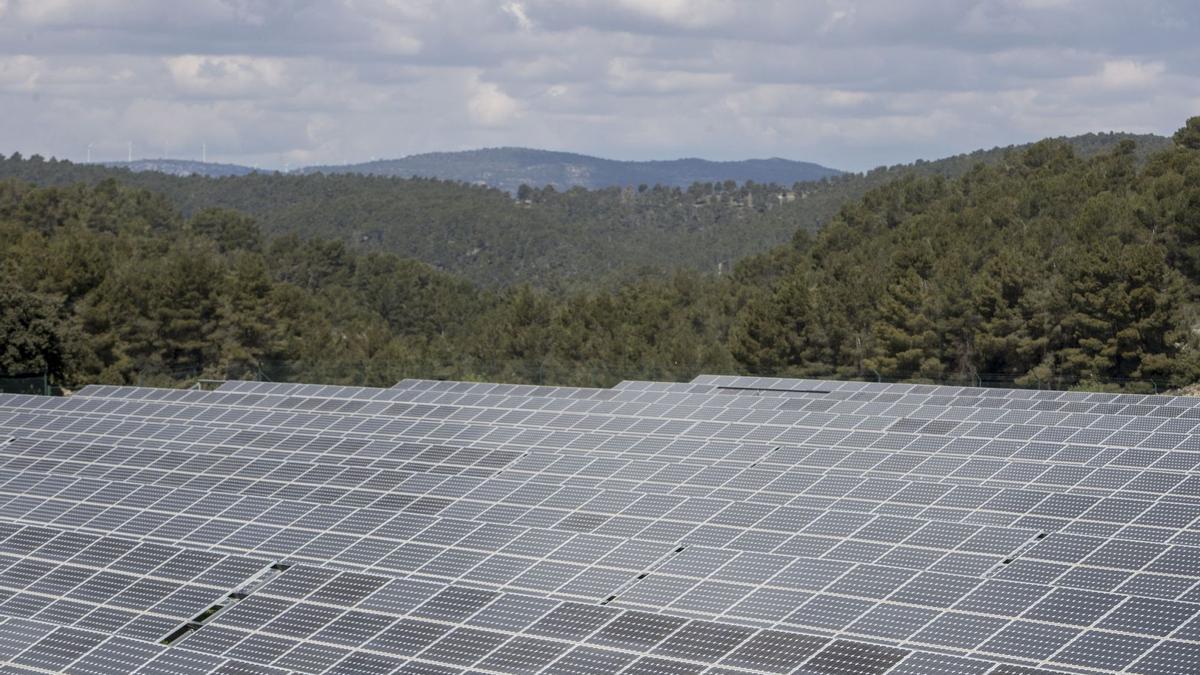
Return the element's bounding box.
[1,375,1200,672]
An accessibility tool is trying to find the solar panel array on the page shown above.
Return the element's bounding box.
[0,373,1199,673]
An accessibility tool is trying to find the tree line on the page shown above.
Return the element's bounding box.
[1,119,1198,393]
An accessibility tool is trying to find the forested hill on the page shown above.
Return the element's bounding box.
[727,121,1200,391]
[2,119,1198,393]
[301,148,843,192]
[0,154,826,286]
[0,131,1172,288]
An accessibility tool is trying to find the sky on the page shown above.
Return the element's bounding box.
[1,0,1198,172]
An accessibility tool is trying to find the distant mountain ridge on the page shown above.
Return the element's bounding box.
[98,149,845,191]
[95,135,1172,194]
[301,148,844,192]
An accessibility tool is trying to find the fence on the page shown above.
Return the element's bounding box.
[5,359,1184,396]
[115,359,1183,396]
[0,372,51,396]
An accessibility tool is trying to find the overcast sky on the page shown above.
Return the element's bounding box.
[1,0,1198,171]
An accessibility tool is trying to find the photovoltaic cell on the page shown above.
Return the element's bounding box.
[2,374,1200,673]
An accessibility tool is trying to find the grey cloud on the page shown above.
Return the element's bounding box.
[1,0,1198,171]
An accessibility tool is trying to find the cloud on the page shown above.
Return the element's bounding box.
[605,58,732,95]
[0,0,1197,171]
[0,55,43,91]
[467,77,522,127]
[610,0,738,30]
[166,55,288,97]
[1096,60,1166,90]
[502,1,534,31]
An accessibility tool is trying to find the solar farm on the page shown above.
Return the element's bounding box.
[1,375,1200,674]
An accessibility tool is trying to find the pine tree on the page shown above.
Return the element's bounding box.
[728,267,812,375]
[215,252,280,379]
[866,264,943,381]
[1053,240,1190,389]
[0,274,83,382]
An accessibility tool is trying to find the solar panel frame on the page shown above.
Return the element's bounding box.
[6,377,1200,674]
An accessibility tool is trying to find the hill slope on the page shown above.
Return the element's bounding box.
[301,147,844,192]
[0,132,1173,287]
[725,124,1200,390]
[2,119,1197,392]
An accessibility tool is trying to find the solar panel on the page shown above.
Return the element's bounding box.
[2,376,1200,673]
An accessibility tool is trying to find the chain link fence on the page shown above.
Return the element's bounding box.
[0,372,51,396]
[81,359,1183,396]
[6,359,1184,396]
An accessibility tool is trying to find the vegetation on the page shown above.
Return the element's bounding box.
[0,122,1196,393]
[0,132,1168,288]
[729,125,1200,391]
[0,177,733,388]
